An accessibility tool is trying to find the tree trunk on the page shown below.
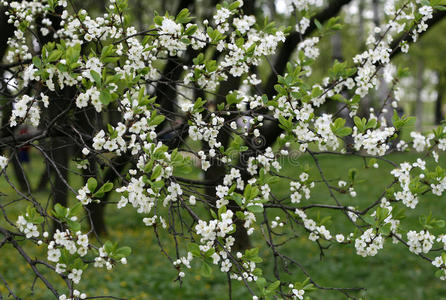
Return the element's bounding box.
[11,152,30,191]
[48,91,71,232]
[36,160,51,191]
[87,155,129,235]
[0,90,29,191]
[358,0,365,48]
[372,0,380,28]
[435,71,445,124]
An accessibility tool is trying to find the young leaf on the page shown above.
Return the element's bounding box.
[87,177,97,193]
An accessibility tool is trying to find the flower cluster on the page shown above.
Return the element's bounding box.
[10,95,40,127]
[406,230,435,255]
[391,162,419,209]
[355,228,384,257]
[289,172,313,204]
[295,209,332,242]
[16,215,39,238]
[0,155,8,170]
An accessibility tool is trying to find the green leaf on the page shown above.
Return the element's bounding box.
[180,37,191,45]
[47,50,62,62]
[392,205,406,220]
[354,116,366,132]
[218,205,227,218]
[91,181,113,199]
[331,94,348,103]
[252,268,263,277]
[102,57,120,64]
[379,223,391,236]
[348,168,357,182]
[193,53,204,65]
[226,92,240,106]
[200,262,213,277]
[256,277,267,291]
[266,281,280,294]
[336,127,352,137]
[366,118,377,130]
[235,210,245,220]
[232,193,243,207]
[205,60,217,72]
[114,246,132,259]
[99,89,112,105]
[67,220,81,232]
[151,165,162,180]
[204,248,215,257]
[104,241,116,254]
[148,115,165,126]
[184,25,198,36]
[392,111,415,130]
[245,248,263,263]
[376,207,390,222]
[73,258,87,270]
[363,215,375,226]
[434,219,446,228]
[92,190,105,198]
[53,203,67,219]
[70,202,83,216]
[314,19,322,30]
[100,45,114,61]
[229,1,241,10]
[243,184,252,200]
[247,204,264,213]
[33,215,44,224]
[151,180,165,190]
[90,70,102,86]
[154,16,163,26]
[187,243,201,257]
[66,44,81,65]
[176,8,192,24]
[87,178,97,193]
[32,56,41,68]
[101,182,114,193]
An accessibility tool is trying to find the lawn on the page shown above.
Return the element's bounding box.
[1,150,445,299]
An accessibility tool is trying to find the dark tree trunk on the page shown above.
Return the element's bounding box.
[0,90,30,191]
[47,91,72,232]
[435,72,445,125]
[358,0,365,48]
[0,7,14,59]
[36,160,51,191]
[0,7,30,191]
[35,8,74,232]
[87,155,129,235]
[11,152,30,191]
[50,137,69,207]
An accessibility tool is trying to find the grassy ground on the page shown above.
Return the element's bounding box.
[1,150,446,299]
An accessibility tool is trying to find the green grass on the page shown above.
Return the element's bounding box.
[1,150,446,299]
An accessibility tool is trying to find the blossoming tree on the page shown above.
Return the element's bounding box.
[1,0,446,299]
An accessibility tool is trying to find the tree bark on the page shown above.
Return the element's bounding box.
[87,155,129,235]
[47,90,73,231]
[0,6,14,59]
[435,71,445,124]
[357,0,365,48]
